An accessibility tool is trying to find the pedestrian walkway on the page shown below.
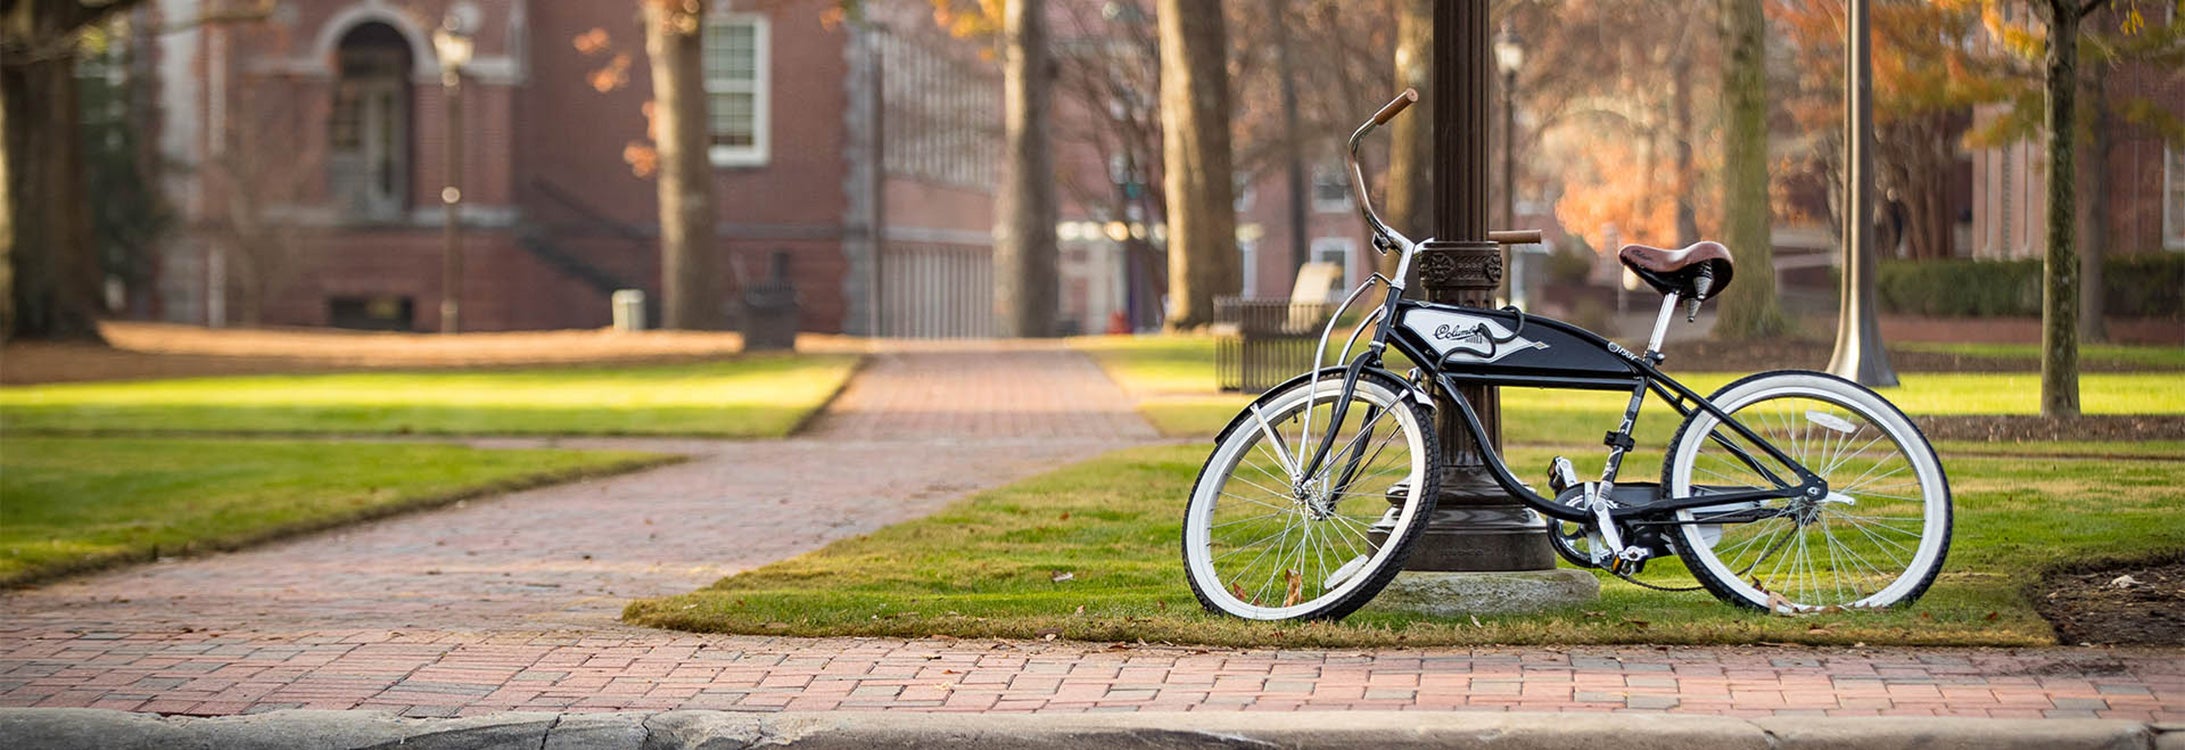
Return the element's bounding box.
[3,341,2180,723]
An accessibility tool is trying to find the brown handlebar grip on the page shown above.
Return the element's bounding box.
[1489,229,1545,245]
[1371,88,1419,125]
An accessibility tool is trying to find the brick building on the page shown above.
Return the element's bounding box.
[1966,5,2185,260]
[146,0,999,335]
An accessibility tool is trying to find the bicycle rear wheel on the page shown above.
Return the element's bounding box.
[1182,370,1439,621]
[1663,371,1951,612]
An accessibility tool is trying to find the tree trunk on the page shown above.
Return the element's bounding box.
[995,0,1058,338]
[3,52,103,341]
[1269,0,1308,278]
[3,0,119,342]
[645,0,722,331]
[2039,0,2084,416]
[1712,0,1791,339]
[1382,0,1431,284]
[1157,0,1237,331]
[1,50,13,341]
[2080,62,2109,343]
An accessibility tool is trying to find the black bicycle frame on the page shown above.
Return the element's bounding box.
[1301,87,1822,528]
[1327,295,1826,524]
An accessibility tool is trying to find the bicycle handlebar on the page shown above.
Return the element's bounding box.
[1348,91,1541,258]
[1346,90,1418,254]
[1371,88,1418,126]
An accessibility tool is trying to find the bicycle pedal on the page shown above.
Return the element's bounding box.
[1547,456,1578,495]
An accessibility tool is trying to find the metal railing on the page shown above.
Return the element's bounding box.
[1213,297,1335,393]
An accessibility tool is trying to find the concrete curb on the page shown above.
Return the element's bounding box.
[5,709,2179,750]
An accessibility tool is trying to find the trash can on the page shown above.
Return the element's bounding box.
[742,251,799,352]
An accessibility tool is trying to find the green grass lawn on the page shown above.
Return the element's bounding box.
[1075,336,2185,439]
[1,437,675,586]
[0,354,860,437]
[625,442,2184,648]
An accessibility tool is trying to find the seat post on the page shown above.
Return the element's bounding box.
[1646,292,1680,356]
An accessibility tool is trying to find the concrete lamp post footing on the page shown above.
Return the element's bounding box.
[1368,568,1602,617]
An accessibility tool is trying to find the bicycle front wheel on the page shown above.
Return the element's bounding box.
[1182,370,1439,621]
[1664,371,1951,612]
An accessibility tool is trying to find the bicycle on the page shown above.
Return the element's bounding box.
[1181,89,1952,621]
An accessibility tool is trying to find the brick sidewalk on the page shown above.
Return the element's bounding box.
[3,342,2180,721]
[2,632,2177,720]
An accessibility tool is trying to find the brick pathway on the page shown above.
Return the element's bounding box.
[4,341,2180,721]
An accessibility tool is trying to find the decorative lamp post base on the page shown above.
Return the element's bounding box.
[1370,569,1600,617]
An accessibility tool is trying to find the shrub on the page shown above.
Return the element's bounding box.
[1546,239,1598,286]
[1876,254,2183,319]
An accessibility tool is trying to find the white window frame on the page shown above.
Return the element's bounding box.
[2166,146,2185,251]
[705,13,770,168]
[1310,236,1358,299]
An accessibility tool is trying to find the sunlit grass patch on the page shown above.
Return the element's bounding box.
[0,354,860,437]
[1,437,675,585]
[626,443,2182,647]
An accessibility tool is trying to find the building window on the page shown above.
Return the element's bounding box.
[329,22,411,221]
[2166,147,2185,250]
[704,14,769,167]
[1310,236,1357,299]
[1312,165,1353,214]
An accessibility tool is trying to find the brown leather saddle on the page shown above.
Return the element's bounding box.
[1617,241,1736,301]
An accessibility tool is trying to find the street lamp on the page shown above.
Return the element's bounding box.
[432,10,474,333]
[1492,22,1524,306]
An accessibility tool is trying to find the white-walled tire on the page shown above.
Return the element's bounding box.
[1183,370,1439,621]
[1664,371,1951,612]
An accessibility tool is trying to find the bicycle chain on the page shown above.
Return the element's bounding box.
[1611,568,1705,592]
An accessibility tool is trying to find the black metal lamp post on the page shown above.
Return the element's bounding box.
[1493,22,1524,307]
[1404,0,1556,573]
[432,12,473,334]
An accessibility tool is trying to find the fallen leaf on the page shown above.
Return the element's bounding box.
[1282,570,1304,608]
[1984,611,2000,621]
[1074,605,1086,616]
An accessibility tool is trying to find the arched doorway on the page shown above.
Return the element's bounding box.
[328,22,411,221]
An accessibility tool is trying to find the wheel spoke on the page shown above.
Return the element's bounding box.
[1185,376,1437,619]
[1670,380,1944,611]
